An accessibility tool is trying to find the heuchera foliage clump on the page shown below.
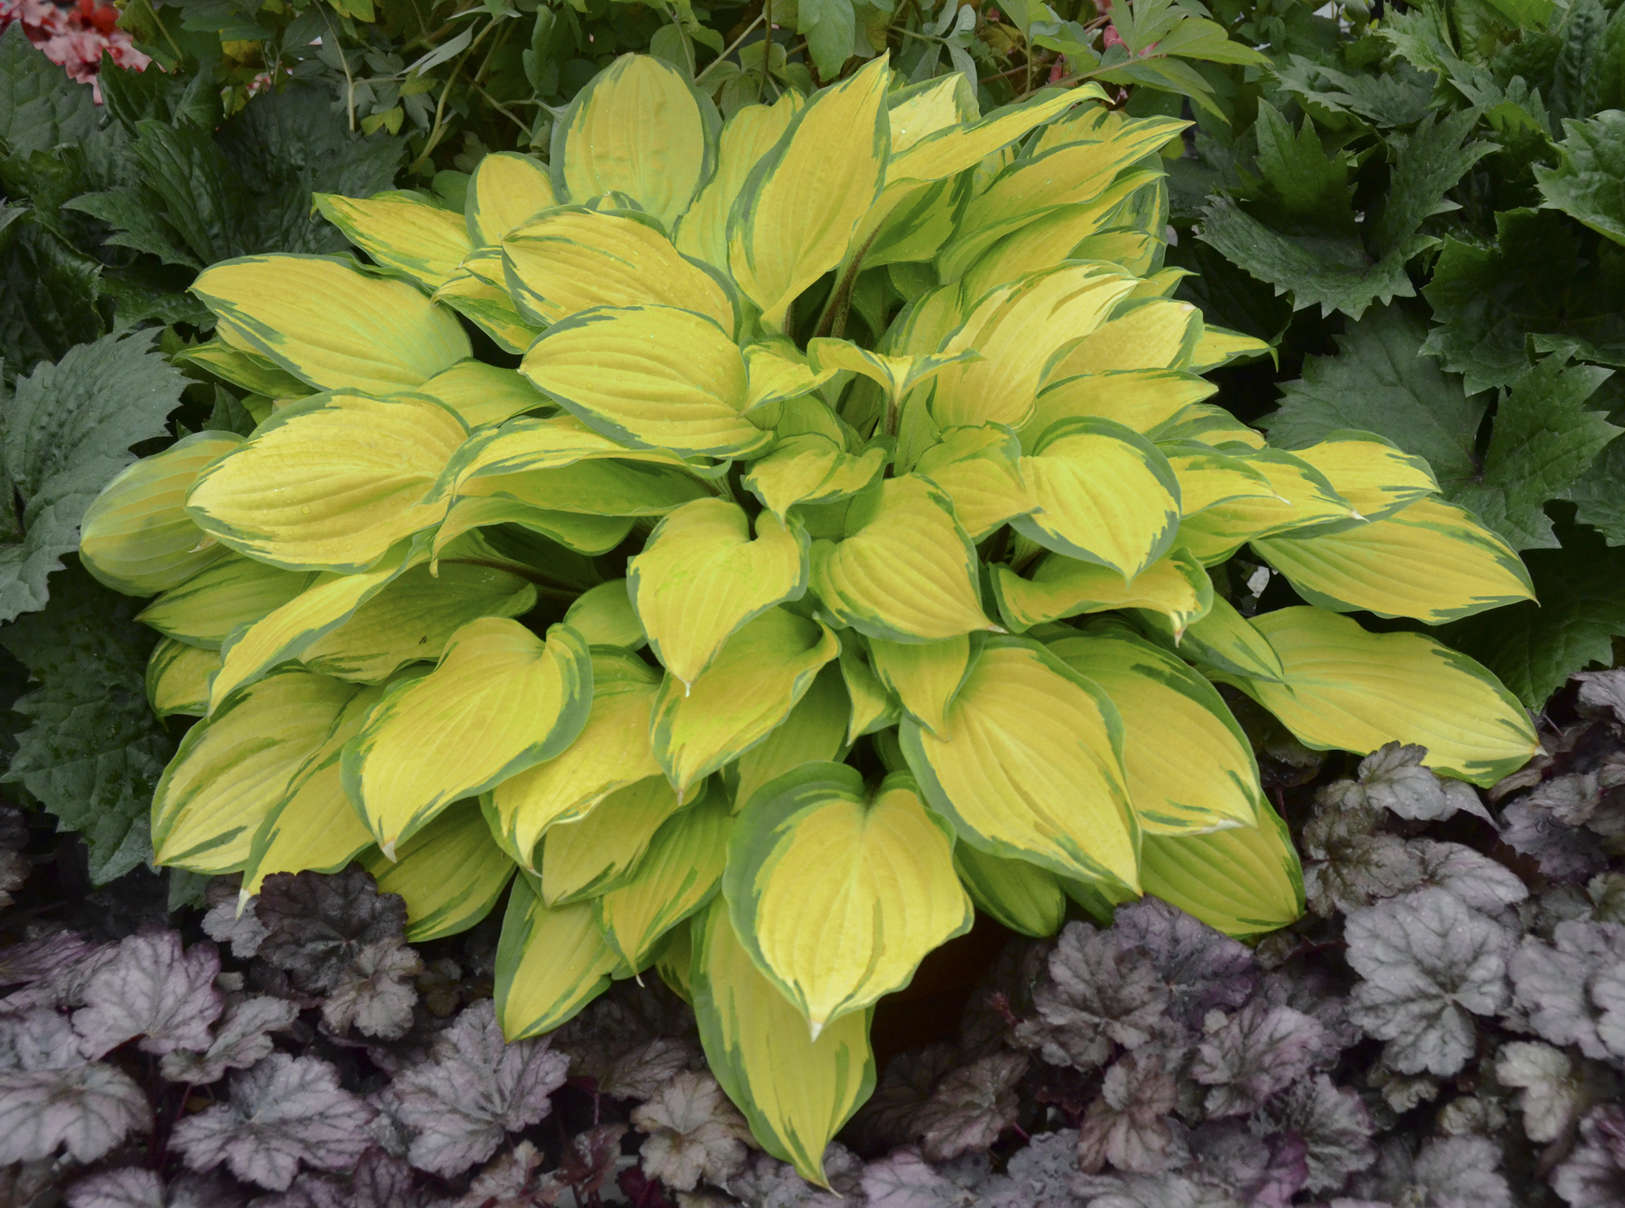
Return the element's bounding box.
[79,52,1543,1179]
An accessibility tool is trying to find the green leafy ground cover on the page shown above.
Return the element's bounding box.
[0,0,1623,1202]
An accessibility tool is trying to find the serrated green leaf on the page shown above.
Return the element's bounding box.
[1536,111,1625,246]
[1451,358,1620,550]
[3,330,188,623]
[0,563,174,882]
[1446,529,1625,707]
[1264,307,1487,492]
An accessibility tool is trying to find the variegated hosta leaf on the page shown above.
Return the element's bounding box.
[1136,592,1284,683]
[138,557,312,649]
[484,651,663,871]
[1174,449,1359,563]
[342,618,593,855]
[207,558,410,710]
[1161,443,1279,516]
[724,764,972,1036]
[728,57,891,330]
[596,785,732,967]
[728,667,851,809]
[434,496,633,558]
[807,338,977,411]
[1049,296,1202,379]
[551,53,715,229]
[1229,607,1541,785]
[742,339,838,411]
[1287,433,1439,520]
[300,561,538,683]
[417,361,551,430]
[928,266,1141,430]
[910,425,1032,539]
[80,432,239,595]
[742,435,886,520]
[1048,628,1260,835]
[867,634,974,736]
[838,645,897,744]
[465,151,557,244]
[886,86,1098,185]
[186,394,466,572]
[495,875,622,1039]
[675,93,802,270]
[152,669,359,873]
[502,208,735,331]
[629,498,808,685]
[650,608,840,799]
[1013,418,1182,579]
[1251,497,1535,624]
[192,255,471,393]
[993,548,1212,636]
[900,638,1139,889]
[241,686,382,896]
[313,191,473,292]
[810,476,993,642]
[563,579,646,649]
[364,804,515,942]
[1140,797,1304,937]
[520,306,769,459]
[540,775,684,905]
[146,638,218,719]
[689,898,875,1187]
[953,843,1067,938]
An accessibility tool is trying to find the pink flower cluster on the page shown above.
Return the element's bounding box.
[0,0,150,102]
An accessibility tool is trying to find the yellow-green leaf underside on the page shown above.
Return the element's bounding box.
[153,669,359,873]
[80,432,239,595]
[364,803,515,941]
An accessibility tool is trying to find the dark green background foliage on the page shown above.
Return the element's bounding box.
[1159,0,1625,708]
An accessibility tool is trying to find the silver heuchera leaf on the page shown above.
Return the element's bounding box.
[65,1168,242,1208]
[386,1001,569,1177]
[0,1061,150,1164]
[318,939,422,1040]
[0,1007,150,1164]
[1496,1041,1585,1144]
[159,995,299,1085]
[170,1053,376,1190]
[1076,1052,1186,1175]
[1013,921,1170,1071]
[1262,1075,1375,1193]
[1552,1104,1625,1207]
[1408,841,1528,914]
[1190,1002,1328,1117]
[1353,743,1494,825]
[862,1148,985,1208]
[72,933,222,1058]
[912,1051,1029,1162]
[629,1069,750,1192]
[1346,887,1513,1075]
[1507,919,1625,1060]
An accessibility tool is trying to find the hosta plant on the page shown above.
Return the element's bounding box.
[79,53,1544,1183]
